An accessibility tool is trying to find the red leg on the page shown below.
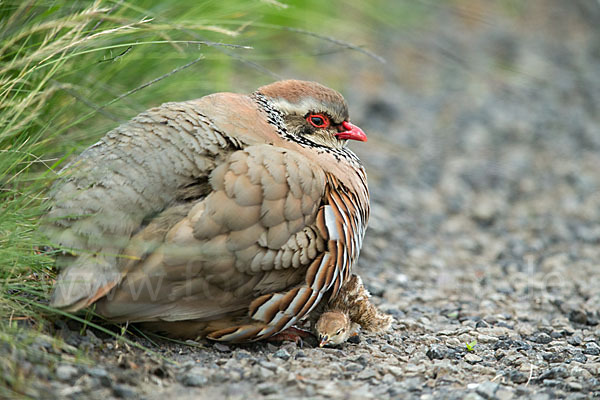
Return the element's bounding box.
[268,326,312,345]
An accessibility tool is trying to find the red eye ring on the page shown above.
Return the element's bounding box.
[307,114,330,128]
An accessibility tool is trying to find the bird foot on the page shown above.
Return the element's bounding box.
[268,327,311,346]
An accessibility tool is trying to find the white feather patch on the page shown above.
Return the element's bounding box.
[324,205,340,240]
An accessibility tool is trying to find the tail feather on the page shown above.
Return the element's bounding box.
[50,253,121,312]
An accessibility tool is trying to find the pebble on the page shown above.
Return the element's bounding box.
[529,393,550,400]
[58,386,82,397]
[426,345,445,360]
[509,371,528,384]
[404,344,417,354]
[74,375,98,390]
[87,367,111,387]
[55,364,78,382]
[357,369,377,380]
[496,387,515,400]
[112,384,137,398]
[32,336,53,351]
[386,365,403,377]
[212,370,231,383]
[541,379,562,387]
[381,344,402,355]
[567,335,583,346]
[213,343,230,352]
[465,353,483,364]
[234,349,252,360]
[570,366,592,379]
[345,362,364,372]
[516,324,535,337]
[583,343,600,355]
[348,335,361,344]
[537,366,568,381]
[477,334,499,344]
[354,354,370,365]
[584,363,600,375]
[273,349,290,360]
[401,376,422,391]
[257,382,278,395]
[542,351,566,363]
[295,350,306,358]
[549,331,563,339]
[404,363,426,374]
[256,366,274,379]
[463,392,485,400]
[259,360,278,371]
[514,340,532,351]
[533,333,553,344]
[475,381,499,399]
[181,367,209,387]
[569,310,588,324]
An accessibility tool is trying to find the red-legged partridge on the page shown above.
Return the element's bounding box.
[43,80,370,342]
[315,274,393,347]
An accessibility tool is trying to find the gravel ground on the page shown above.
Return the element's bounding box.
[8,1,600,399]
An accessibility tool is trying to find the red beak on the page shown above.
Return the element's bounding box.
[336,121,367,142]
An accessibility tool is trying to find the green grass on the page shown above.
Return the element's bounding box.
[466,340,477,352]
[0,0,430,396]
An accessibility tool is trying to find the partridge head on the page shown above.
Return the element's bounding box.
[43,80,370,342]
[257,80,367,147]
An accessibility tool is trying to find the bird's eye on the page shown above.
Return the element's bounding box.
[307,114,330,128]
[336,329,344,335]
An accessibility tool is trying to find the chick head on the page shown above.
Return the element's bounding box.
[315,311,352,347]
